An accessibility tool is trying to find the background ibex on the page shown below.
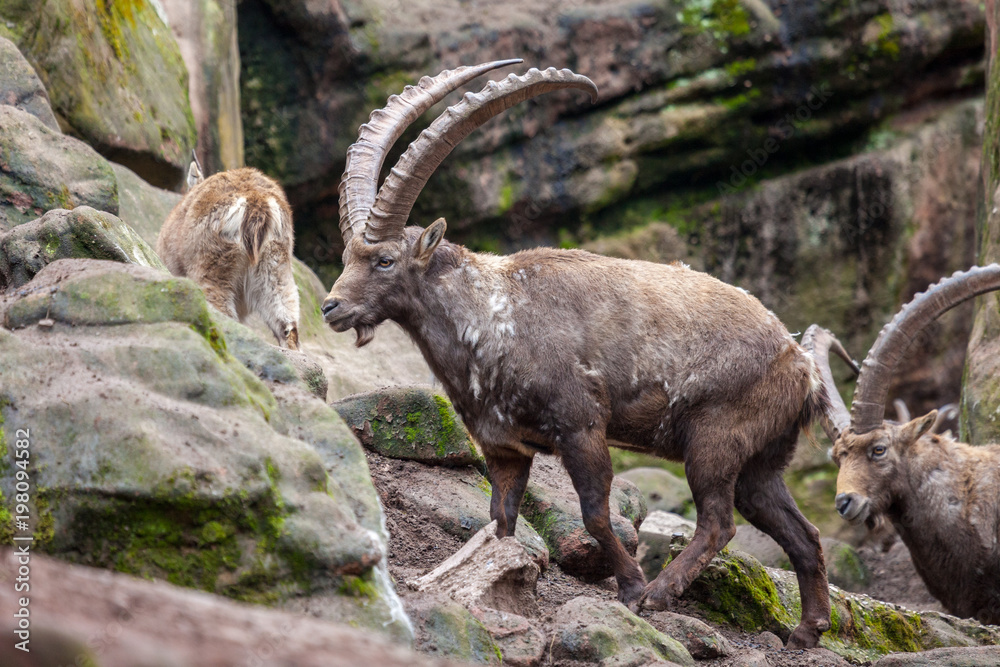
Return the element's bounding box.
[805,264,1000,624]
[157,161,300,349]
[323,60,834,648]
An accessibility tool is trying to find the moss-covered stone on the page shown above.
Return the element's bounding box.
[0,105,118,231]
[0,206,164,290]
[0,35,59,130]
[411,598,502,665]
[0,0,196,187]
[551,596,695,666]
[333,387,484,469]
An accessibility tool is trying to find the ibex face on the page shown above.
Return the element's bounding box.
[831,412,936,524]
[323,221,446,347]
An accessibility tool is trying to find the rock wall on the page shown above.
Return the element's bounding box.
[964,0,1000,445]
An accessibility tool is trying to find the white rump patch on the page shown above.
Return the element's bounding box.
[216,197,247,241]
[266,197,284,237]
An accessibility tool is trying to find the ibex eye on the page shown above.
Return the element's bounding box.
[872,445,887,457]
[377,257,394,268]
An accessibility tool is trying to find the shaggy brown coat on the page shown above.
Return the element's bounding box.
[157,166,300,349]
[833,414,1000,623]
[324,220,833,648]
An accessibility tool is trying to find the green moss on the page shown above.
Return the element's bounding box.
[725,58,757,78]
[688,551,796,633]
[338,572,378,599]
[0,488,12,545]
[677,0,752,53]
[870,14,900,60]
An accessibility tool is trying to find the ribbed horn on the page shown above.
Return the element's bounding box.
[338,59,523,246]
[851,264,1000,433]
[363,66,599,243]
[802,324,857,443]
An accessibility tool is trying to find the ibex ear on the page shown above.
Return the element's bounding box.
[415,218,447,267]
[901,410,937,444]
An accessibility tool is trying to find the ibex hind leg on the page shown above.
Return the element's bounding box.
[560,433,646,607]
[735,461,830,649]
[247,249,300,349]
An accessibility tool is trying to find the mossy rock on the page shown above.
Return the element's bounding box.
[662,539,1000,663]
[0,106,118,231]
[550,596,695,666]
[410,598,502,665]
[333,386,483,468]
[0,207,164,291]
[0,0,196,187]
[0,35,59,130]
[0,259,412,643]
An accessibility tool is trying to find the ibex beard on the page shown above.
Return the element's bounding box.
[324,60,833,649]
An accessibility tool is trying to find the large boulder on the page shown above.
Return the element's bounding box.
[0,0,197,188]
[0,550,460,667]
[0,35,58,130]
[0,105,118,231]
[0,259,411,642]
[0,206,164,291]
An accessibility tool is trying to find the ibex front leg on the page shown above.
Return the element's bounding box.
[561,431,646,607]
[483,448,533,538]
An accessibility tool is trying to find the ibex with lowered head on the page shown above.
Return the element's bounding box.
[805,265,1000,623]
[157,161,300,349]
[323,60,834,647]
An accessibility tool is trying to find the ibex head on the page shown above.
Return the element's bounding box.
[321,60,598,346]
[805,265,1000,526]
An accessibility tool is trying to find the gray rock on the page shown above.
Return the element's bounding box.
[0,106,118,231]
[872,647,1000,666]
[409,597,502,665]
[0,259,411,642]
[0,550,453,667]
[619,467,693,516]
[110,161,182,248]
[636,511,696,581]
[550,596,694,666]
[520,455,646,581]
[469,606,546,667]
[0,35,58,130]
[649,611,732,659]
[0,206,164,291]
[413,521,540,617]
[333,386,483,468]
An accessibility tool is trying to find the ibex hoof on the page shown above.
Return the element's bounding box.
[637,580,676,612]
[786,624,823,649]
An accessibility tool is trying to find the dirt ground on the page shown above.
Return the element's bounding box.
[368,450,944,667]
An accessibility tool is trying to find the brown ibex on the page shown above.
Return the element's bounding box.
[805,264,1000,623]
[323,60,833,647]
[157,161,300,349]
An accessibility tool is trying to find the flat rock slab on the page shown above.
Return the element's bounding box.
[413,521,540,617]
[0,35,59,130]
[550,596,694,666]
[520,454,646,581]
[0,550,457,667]
[375,457,549,570]
[334,386,483,468]
[0,206,164,291]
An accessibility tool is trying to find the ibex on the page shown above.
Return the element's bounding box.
[323,60,833,647]
[157,160,300,349]
[805,264,1000,623]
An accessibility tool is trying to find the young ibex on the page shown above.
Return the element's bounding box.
[805,264,1000,623]
[157,161,300,349]
[323,60,833,647]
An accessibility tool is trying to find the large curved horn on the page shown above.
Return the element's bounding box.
[363,67,599,243]
[339,59,523,245]
[802,325,858,442]
[851,264,1000,433]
